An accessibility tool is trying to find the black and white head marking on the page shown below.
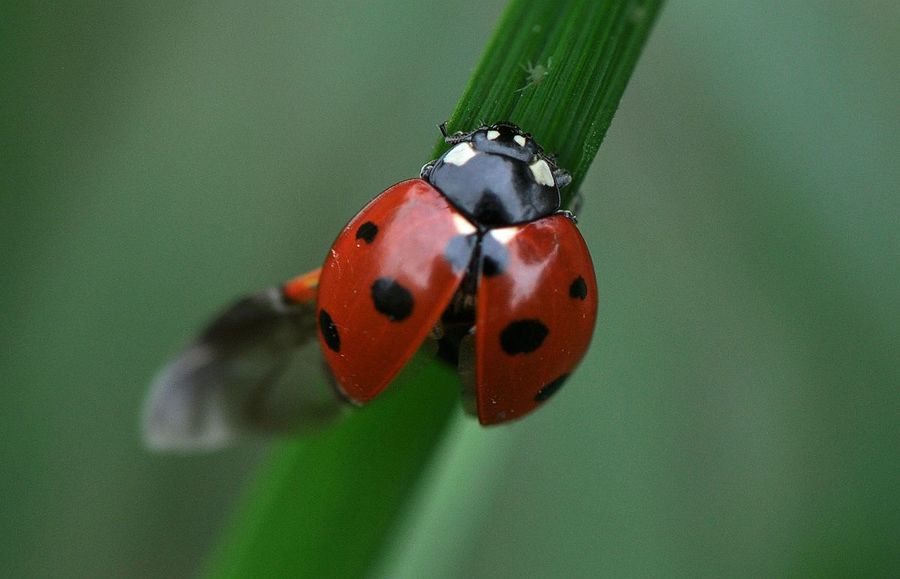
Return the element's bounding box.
[425,123,570,229]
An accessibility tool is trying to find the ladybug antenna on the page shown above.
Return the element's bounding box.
[438,121,472,144]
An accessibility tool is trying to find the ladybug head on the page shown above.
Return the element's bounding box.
[424,123,569,229]
[468,123,545,162]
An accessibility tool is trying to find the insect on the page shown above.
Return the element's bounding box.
[144,123,597,451]
[516,58,552,92]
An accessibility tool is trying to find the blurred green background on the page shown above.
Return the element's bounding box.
[2,1,898,577]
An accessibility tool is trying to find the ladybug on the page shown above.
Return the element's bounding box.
[144,123,597,450]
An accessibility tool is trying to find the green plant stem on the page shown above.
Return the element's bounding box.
[207,0,662,577]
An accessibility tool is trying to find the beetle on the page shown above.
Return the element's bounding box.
[144,123,597,451]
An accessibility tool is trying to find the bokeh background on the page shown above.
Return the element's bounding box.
[2,1,898,577]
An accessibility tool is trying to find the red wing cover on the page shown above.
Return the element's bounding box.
[317,179,477,403]
[475,215,598,425]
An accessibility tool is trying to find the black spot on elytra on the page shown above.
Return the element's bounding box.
[481,233,509,277]
[569,276,588,300]
[355,221,378,244]
[319,309,340,352]
[500,319,549,355]
[444,234,476,273]
[535,374,569,402]
[371,278,414,321]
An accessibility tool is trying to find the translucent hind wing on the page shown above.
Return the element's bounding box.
[143,276,344,452]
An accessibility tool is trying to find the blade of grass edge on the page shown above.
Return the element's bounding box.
[206,1,663,576]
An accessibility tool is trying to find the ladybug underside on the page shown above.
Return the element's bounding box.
[315,124,598,425]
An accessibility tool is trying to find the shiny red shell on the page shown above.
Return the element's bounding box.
[316,179,476,403]
[474,215,597,424]
[316,178,597,424]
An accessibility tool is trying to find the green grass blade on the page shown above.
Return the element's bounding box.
[207,361,459,578]
[447,0,664,200]
[206,1,662,577]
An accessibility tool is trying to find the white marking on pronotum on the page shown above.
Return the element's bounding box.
[452,213,477,235]
[486,129,500,140]
[443,142,477,166]
[490,227,518,245]
[529,159,555,187]
[513,135,527,147]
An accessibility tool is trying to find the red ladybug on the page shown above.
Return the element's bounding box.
[144,123,597,450]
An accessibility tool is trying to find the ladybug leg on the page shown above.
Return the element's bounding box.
[428,320,445,341]
[541,150,571,189]
[556,209,578,224]
[420,160,436,180]
[553,167,572,190]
